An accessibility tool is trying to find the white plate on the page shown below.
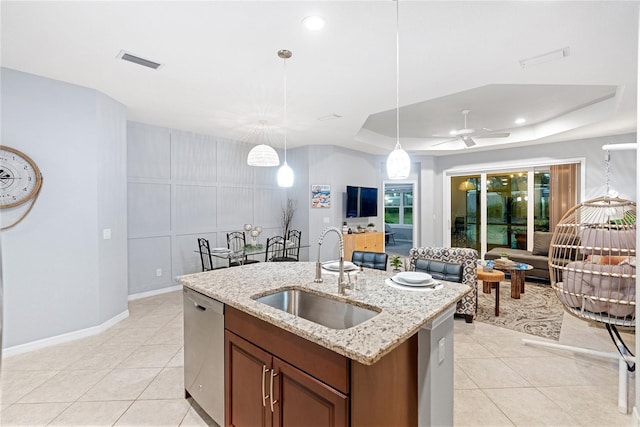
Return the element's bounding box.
[385,278,443,292]
[395,271,432,284]
[391,274,435,287]
[211,247,232,253]
[322,260,358,272]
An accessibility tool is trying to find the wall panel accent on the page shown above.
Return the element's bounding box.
[128,236,173,293]
[172,130,217,181]
[127,122,289,295]
[217,186,253,229]
[174,184,217,232]
[127,122,171,179]
[127,182,171,236]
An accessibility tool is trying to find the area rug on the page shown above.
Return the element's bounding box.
[475,281,564,340]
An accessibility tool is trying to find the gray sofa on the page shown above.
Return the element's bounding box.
[484,231,554,279]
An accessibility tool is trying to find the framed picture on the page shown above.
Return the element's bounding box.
[311,184,331,208]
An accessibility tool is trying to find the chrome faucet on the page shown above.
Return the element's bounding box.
[314,226,350,294]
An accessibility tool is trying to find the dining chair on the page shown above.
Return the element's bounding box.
[351,250,388,271]
[197,237,214,271]
[285,229,302,261]
[265,235,296,262]
[226,231,260,267]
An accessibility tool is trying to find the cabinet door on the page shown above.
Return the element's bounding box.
[271,357,348,427]
[225,331,273,427]
[342,233,355,262]
[365,232,383,252]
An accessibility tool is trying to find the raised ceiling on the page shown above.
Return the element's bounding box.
[2,1,638,156]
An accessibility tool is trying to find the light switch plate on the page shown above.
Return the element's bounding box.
[156,268,162,277]
[323,217,330,223]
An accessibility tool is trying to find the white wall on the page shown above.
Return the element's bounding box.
[305,145,381,261]
[1,68,128,349]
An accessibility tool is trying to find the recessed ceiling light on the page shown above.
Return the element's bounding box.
[302,16,326,30]
[514,118,526,125]
[519,46,570,68]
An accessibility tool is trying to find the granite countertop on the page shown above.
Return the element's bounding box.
[179,262,471,365]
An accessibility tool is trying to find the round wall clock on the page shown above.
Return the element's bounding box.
[0,145,43,229]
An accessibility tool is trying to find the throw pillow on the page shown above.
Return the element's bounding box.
[532,231,553,256]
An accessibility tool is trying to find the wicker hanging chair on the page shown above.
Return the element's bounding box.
[524,196,636,414]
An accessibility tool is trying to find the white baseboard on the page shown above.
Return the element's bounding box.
[633,406,640,426]
[128,284,182,301]
[2,309,130,358]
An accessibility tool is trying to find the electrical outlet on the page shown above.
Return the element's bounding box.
[155,268,162,277]
[323,217,330,223]
[103,228,111,240]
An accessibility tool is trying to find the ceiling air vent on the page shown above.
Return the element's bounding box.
[117,50,162,70]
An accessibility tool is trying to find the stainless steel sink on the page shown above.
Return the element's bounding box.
[254,289,379,329]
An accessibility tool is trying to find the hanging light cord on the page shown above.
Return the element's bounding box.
[605,149,611,197]
[395,0,400,149]
[283,55,288,164]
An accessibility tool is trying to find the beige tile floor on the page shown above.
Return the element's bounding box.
[0,290,636,426]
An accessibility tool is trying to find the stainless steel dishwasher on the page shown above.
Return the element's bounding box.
[183,287,224,426]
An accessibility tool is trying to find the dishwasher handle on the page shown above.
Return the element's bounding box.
[183,288,224,315]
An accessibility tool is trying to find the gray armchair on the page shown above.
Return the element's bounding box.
[409,247,479,323]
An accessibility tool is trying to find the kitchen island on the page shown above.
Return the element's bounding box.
[180,262,471,427]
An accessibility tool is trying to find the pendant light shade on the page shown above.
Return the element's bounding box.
[277,161,294,187]
[387,142,411,179]
[247,120,280,167]
[247,144,280,166]
[386,0,410,180]
[277,49,294,188]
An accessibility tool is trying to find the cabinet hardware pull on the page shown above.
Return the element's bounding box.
[269,370,279,412]
[261,365,270,407]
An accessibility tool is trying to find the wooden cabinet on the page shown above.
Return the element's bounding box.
[226,331,348,427]
[225,306,417,427]
[342,231,384,261]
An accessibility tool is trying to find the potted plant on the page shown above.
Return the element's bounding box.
[356,224,364,233]
[390,255,403,272]
[367,222,375,231]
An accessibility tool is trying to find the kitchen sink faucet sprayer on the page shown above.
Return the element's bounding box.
[314,226,350,294]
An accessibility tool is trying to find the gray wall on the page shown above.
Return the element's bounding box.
[1,68,128,348]
[127,122,289,295]
[426,133,637,247]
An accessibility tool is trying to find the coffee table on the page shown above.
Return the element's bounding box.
[485,259,533,299]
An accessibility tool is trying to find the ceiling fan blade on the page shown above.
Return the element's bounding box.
[462,136,476,148]
[430,137,458,147]
[475,132,510,138]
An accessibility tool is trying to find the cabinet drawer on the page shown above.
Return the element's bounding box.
[226,307,350,394]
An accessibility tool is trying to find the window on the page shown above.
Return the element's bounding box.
[385,184,413,225]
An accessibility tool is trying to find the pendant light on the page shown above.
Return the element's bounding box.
[386,0,411,180]
[247,120,280,167]
[277,49,294,188]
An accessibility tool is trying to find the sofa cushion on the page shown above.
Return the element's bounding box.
[532,231,553,256]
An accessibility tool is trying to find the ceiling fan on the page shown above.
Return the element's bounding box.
[433,109,510,148]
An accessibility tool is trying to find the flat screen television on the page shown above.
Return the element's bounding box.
[359,187,378,217]
[345,185,378,218]
[346,185,359,218]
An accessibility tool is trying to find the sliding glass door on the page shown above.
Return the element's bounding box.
[451,175,480,251]
[449,167,554,255]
